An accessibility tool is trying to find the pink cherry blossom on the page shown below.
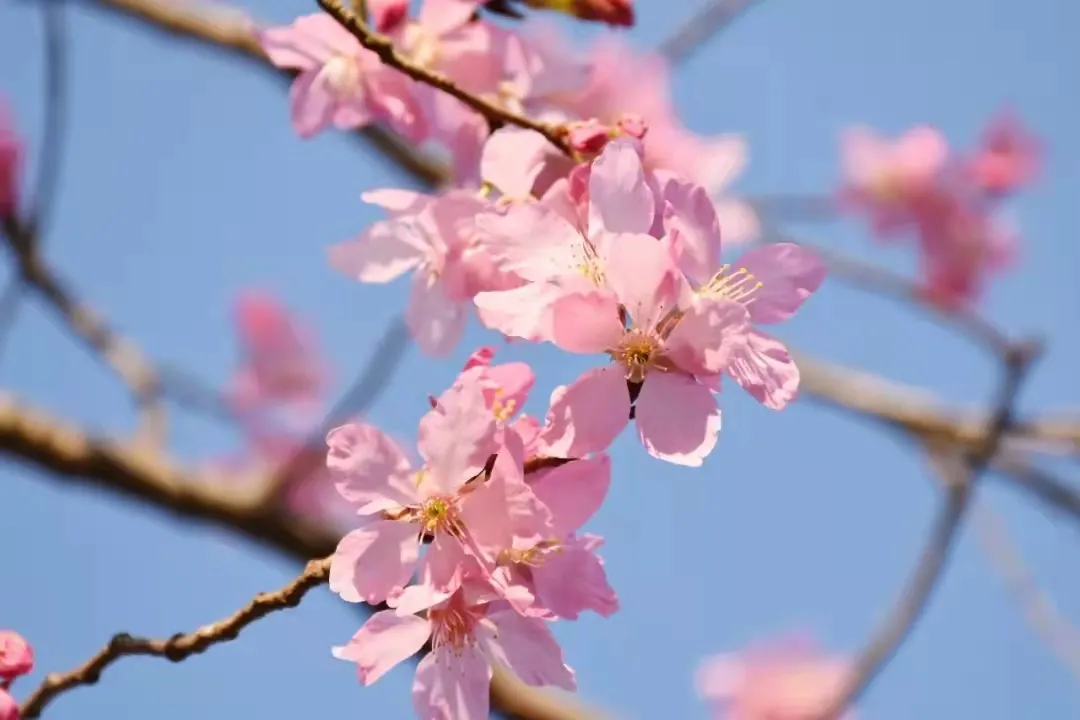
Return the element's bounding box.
[0,99,20,219]
[451,347,542,446]
[327,382,552,605]
[540,231,749,465]
[697,636,854,720]
[229,290,325,415]
[555,36,757,243]
[0,631,32,681]
[494,456,618,619]
[840,125,948,237]
[368,0,410,33]
[258,13,425,140]
[696,243,827,410]
[329,189,515,355]
[0,689,17,720]
[333,575,574,720]
[966,111,1039,196]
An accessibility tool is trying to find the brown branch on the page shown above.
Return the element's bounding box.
[814,340,1041,719]
[317,0,572,154]
[18,557,333,719]
[80,0,449,186]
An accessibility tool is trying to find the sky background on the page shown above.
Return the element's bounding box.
[1,0,1079,718]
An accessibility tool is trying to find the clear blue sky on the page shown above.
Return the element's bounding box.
[2,0,1078,718]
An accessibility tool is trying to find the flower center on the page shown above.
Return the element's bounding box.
[429,603,479,652]
[419,496,461,536]
[497,539,563,568]
[612,329,663,383]
[700,265,762,305]
[491,389,517,424]
[321,54,361,98]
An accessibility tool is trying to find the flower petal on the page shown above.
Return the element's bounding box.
[330,521,420,604]
[727,328,800,410]
[483,610,576,691]
[733,243,826,324]
[331,610,431,685]
[550,290,624,354]
[588,138,654,236]
[635,372,720,466]
[538,367,630,458]
[412,645,492,720]
[406,272,468,356]
[527,455,611,537]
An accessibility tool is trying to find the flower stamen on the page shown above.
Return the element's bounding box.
[701,265,763,305]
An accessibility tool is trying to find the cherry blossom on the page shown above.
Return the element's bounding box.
[333,575,574,720]
[326,381,552,605]
[966,111,1040,196]
[697,636,854,720]
[259,13,425,140]
[0,690,17,720]
[329,189,514,355]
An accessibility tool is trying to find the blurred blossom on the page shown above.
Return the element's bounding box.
[0,689,18,720]
[697,635,854,720]
[839,118,1036,306]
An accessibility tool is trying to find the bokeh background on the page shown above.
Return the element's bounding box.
[1,0,1078,717]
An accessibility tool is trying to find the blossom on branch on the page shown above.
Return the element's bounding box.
[259,13,426,140]
[0,630,32,682]
[333,573,575,720]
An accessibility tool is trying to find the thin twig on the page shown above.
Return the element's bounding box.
[18,557,332,718]
[993,455,1080,529]
[29,0,69,236]
[317,0,571,154]
[814,340,1041,718]
[972,500,1080,682]
[658,0,762,65]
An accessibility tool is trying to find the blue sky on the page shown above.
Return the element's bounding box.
[1,0,1078,718]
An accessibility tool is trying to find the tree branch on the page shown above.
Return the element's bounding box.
[18,557,333,719]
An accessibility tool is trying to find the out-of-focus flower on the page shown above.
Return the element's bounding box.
[697,636,854,720]
[0,100,21,220]
[367,0,410,33]
[966,111,1040,196]
[259,13,426,140]
[0,631,33,682]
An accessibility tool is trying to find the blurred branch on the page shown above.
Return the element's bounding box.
[992,455,1080,528]
[318,0,571,153]
[78,0,449,186]
[972,501,1080,682]
[815,340,1040,718]
[19,557,333,719]
[658,0,762,65]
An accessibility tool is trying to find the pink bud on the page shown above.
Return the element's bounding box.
[0,688,19,720]
[0,100,21,220]
[616,113,648,140]
[967,112,1039,196]
[0,631,33,682]
[567,120,612,154]
[462,346,496,371]
[368,0,409,33]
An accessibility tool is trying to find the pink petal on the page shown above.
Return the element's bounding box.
[588,138,655,236]
[475,203,582,283]
[635,372,720,466]
[698,134,747,194]
[527,455,611,537]
[258,23,325,70]
[480,128,554,199]
[713,197,760,246]
[332,610,431,685]
[539,367,630,458]
[327,422,418,511]
[288,67,336,138]
[550,291,624,354]
[533,535,619,619]
[328,219,427,283]
[412,645,492,720]
[602,232,683,330]
[361,188,430,215]
[474,282,563,342]
[662,179,723,284]
[666,297,749,376]
[406,272,468,356]
[418,0,480,35]
[483,610,576,690]
[330,521,420,604]
[418,382,497,494]
[733,243,826,324]
[727,328,800,410]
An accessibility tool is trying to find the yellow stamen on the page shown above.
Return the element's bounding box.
[700,264,763,305]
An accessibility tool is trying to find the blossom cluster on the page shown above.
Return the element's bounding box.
[0,630,33,720]
[839,115,1038,307]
